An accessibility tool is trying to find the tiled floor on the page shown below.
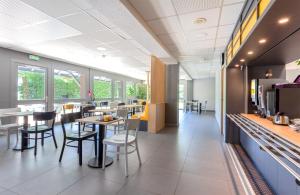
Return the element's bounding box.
[0,112,244,195]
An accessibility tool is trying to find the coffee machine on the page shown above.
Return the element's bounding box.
[251,79,287,117]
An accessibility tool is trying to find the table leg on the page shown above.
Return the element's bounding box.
[14,115,34,151]
[88,124,113,168]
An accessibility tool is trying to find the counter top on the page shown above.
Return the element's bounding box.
[241,114,300,147]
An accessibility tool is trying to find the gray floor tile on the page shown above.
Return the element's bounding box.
[59,174,123,195]
[175,172,233,195]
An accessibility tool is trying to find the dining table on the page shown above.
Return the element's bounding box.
[1,111,34,151]
[76,116,123,168]
[88,108,117,114]
[122,104,143,115]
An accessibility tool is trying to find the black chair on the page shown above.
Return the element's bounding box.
[59,112,97,166]
[132,100,138,104]
[81,105,96,131]
[118,102,125,106]
[21,111,57,156]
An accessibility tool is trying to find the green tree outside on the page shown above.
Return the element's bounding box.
[18,71,45,100]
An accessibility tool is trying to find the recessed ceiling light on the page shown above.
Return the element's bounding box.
[278,17,289,24]
[97,47,106,51]
[235,64,240,68]
[240,59,245,62]
[194,17,207,24]
[248,51,254,55]
[258,39,267,44]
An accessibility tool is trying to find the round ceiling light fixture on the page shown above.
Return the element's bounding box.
[240,59,245,62]
[194,17,207,24]
[97,47,106,51]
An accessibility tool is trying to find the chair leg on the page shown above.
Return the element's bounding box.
[59,139,66,162]
[41,132,44,146]
[135,140,142,165]
[51,129,58,148]
[15,130,19,148]
[34,132,38,156]
[102,144,106,170]
[78,140,82,166]
[116,146,120,160]
[7,132,10,149]
[125,145,128,177]
[94,135,97,157]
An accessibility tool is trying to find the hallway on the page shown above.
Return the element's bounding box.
[0,112,243,195]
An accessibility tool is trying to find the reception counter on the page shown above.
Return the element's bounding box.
[226,114,300,194]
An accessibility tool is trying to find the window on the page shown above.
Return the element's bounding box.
[54,69,81,99]
[93,76,112,99]
[114,81,122,99]
[18,65,45,100]
[126,81,136,98]
[136,83,147,99]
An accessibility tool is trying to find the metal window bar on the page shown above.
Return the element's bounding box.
[227,114,300,183]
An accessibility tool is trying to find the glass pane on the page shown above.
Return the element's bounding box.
[18,65,45,100]
[54,102,81,122]
[54,69,81,99]
[136,83,147,100]
[93,76,112,99]
[179,83,184,110]
[114,81,122,99]
[126,81,136,98]
[17,104,45,126]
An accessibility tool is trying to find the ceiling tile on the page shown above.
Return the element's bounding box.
[215,37,229,47]
[88,30,123,43]
[184,27,217,42]
[188,39,215,49]
[158,33,186,46]
[129,0,176,21]
[219,3,244,25]
[217,24,235,38]
[179,8,220,31]
[21,0,80,18]
[223,0,245,5]
[59,12,106,34]
[172,0,221,14]
[148,16,182,35]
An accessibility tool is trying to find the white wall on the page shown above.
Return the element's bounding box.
[215,71,221,127]
[193,77,215,111]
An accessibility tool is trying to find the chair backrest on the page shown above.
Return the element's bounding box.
[118,102,125,106]
[132,100,138,104]
[63,104,74,114]
[33,111,56,129]
[125,118,140,141]
[0,107,21,125]
[60,112,82,137]
[33,111,56,121]
[61,112,82,124]
[81,105,96,117]
[117,108,128,119]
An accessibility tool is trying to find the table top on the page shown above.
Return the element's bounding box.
[89,108,117,113]
[76,116,122,125]
[0,111,33,117]
[122,104,142,108]
[242,114,300,147]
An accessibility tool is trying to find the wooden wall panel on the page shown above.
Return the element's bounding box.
[150,56,165,104]
[148,56,166,133]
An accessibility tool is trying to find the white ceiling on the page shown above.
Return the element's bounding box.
[0,0,245,80]
[129,0,245,79]
[0,0,176,80]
